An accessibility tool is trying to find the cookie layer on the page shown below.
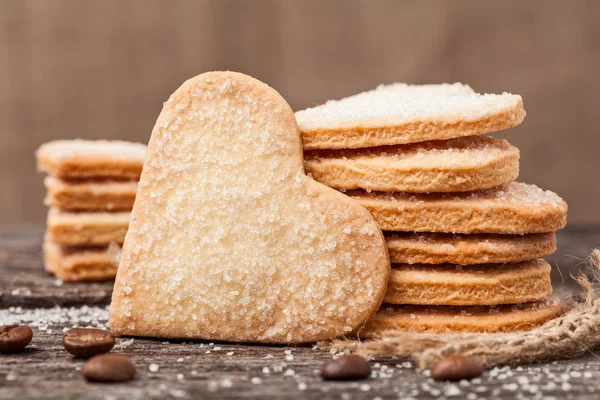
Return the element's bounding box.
[44,177,138,211]
[43,240,119,282]
[304,136,519,193]
[359,301,562,336]
[296,83,525,150]
[385,259,552,306]
[110,71,390,344]
[37,140,146,180]
[386,232,556,265]
[349,182,567,234]
[46,208,130,246]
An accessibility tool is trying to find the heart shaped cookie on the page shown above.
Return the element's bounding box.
[109,72,390,343]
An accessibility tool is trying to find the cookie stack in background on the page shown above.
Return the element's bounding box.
[296,83,568,335]
[36,140,145,282]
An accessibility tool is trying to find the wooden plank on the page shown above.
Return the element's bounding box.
[1,310,600,399]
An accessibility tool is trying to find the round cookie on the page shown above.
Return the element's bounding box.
[386,232,556,265]
[385,259,552,306]
[296,83,525,150]
[349,182,568,234]
[304,136,519,193]
[359,301,562,337]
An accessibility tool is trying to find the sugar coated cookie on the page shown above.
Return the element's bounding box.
[44,177,138,211]
[386,232,556,265]
[296,83,525,150]
[350,182,567,234]
[384,259,552,306]
[36,140,146,180]
[360,300,562,336]
[109,72,390,344]
[43,240,119,282]
[304,136,519,193]
[46,208,130,246]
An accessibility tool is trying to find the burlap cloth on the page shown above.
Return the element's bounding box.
[326,250,600,369]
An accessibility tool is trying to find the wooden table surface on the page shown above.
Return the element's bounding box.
[1,227,599,400]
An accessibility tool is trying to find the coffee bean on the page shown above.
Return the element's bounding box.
[0,325,33,353]
[82,354,136,383]
[63,328,115,358]
[431,354,483,381]
[320,355,371,380]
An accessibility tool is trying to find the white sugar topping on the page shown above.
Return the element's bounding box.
[296,82,522,130]
[37,139,146,163]
[353,182,565,207]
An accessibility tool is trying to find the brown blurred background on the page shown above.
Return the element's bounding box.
[1,0,598,226]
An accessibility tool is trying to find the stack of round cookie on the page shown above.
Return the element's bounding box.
[296,83,568,335]
[36,140,145,282]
